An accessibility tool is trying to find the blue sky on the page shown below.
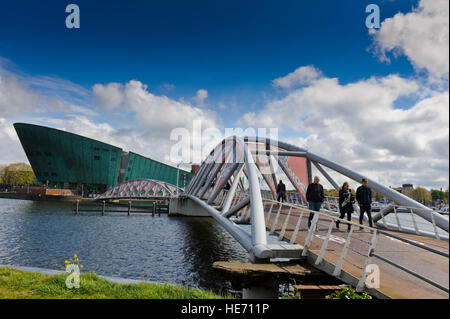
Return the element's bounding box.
[1,1,418,119]
[0,0,448,188]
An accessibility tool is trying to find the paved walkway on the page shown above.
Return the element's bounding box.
[261,202,449,299]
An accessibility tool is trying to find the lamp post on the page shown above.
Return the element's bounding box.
[176,163,181,196]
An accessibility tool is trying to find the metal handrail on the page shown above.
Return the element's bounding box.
[262,198,449,293]
[370,251,449,293]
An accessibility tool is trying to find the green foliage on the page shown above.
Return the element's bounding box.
[430,189,445,203]
[410,187,432,203]
[0,266,230,299]
[1,163,35,186]
[0,165,4,184]
[372,190,384,202]
[324,189,339,197]
[325,286,372,299]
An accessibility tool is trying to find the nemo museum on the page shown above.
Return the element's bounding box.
[13,123,193,195]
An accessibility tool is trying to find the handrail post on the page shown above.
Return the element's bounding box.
[356,230,378,291]
[302,210,320,256]
[315,220,334,265]
[279,206,292,241]
[333,227,354,277]
[270,204,283,234]
[290,210,304,244]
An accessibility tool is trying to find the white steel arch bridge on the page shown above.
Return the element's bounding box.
[179,136,449,299]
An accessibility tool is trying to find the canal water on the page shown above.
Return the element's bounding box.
[0,198,248,294]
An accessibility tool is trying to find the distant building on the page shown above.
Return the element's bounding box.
[402,184,414,191]
[14,123,194,194]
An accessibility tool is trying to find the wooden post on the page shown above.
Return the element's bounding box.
[75,199,79,215]
[102,201,105,216]
[152,203,156,217]
[128,201,131,216]
[158,203,161,216]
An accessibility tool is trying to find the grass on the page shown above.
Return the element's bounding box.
[0,266,231,299]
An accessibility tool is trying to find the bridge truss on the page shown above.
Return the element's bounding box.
[182,136,449,298]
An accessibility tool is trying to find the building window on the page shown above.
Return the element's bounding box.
[111,158,116,162]
[94,147,100,151]
[103,148,109,152]
[51,172,57,177]
[94,156,100,160]
[45,152,52,156]
[127,167,131,171]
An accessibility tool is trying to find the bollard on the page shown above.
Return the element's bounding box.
[75,199,79,215]
[128,201,131,216]
[102,201,105,216]
[152,203,156,217]
[158,203,161,217]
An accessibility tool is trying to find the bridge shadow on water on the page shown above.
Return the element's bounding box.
[177,216,248,294]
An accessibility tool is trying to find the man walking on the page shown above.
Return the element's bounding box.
[306,176,324,228]
[356,178,373,229]
[276,180,286,203]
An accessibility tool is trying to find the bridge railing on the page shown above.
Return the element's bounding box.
[250,198,449,294]
[374,204,448,240]
[256,198,378,292]
[259,189,449,241]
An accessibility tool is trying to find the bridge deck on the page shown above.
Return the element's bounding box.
[262,203,449,299]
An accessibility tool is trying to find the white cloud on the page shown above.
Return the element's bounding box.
[1,61,95,118]
[0,117,28,165]
[0,74,38,116]
[371,0,449,78]
[240,67,449,188]
[195,89,208,106]
[93,80,219,135]
[92,82,124,109]
[92,80,222,164]
[272,65,322,89]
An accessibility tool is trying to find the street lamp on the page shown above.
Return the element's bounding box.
[176,162,181,196]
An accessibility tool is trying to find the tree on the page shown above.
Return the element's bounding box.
[0,165,5,184]
[410,187,432,203]
[324,189,339,197]
[372,190,384,202]
[445,188,449,204]
[430,189,445,203]
[2,163,35,186]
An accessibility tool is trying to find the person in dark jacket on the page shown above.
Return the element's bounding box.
[306,176,324,228]
[356,178,373,229]
[336,181,355,231]
[276,180,286,203]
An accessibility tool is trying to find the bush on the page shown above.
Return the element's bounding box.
[325,286,372,299]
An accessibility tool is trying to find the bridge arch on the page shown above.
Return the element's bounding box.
[98,179,182,200]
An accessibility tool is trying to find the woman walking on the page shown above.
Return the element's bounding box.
[336,182,355,231]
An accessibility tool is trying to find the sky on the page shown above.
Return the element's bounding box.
[0,0,448,189]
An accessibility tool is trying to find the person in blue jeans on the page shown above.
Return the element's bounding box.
[306,176,325,228]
